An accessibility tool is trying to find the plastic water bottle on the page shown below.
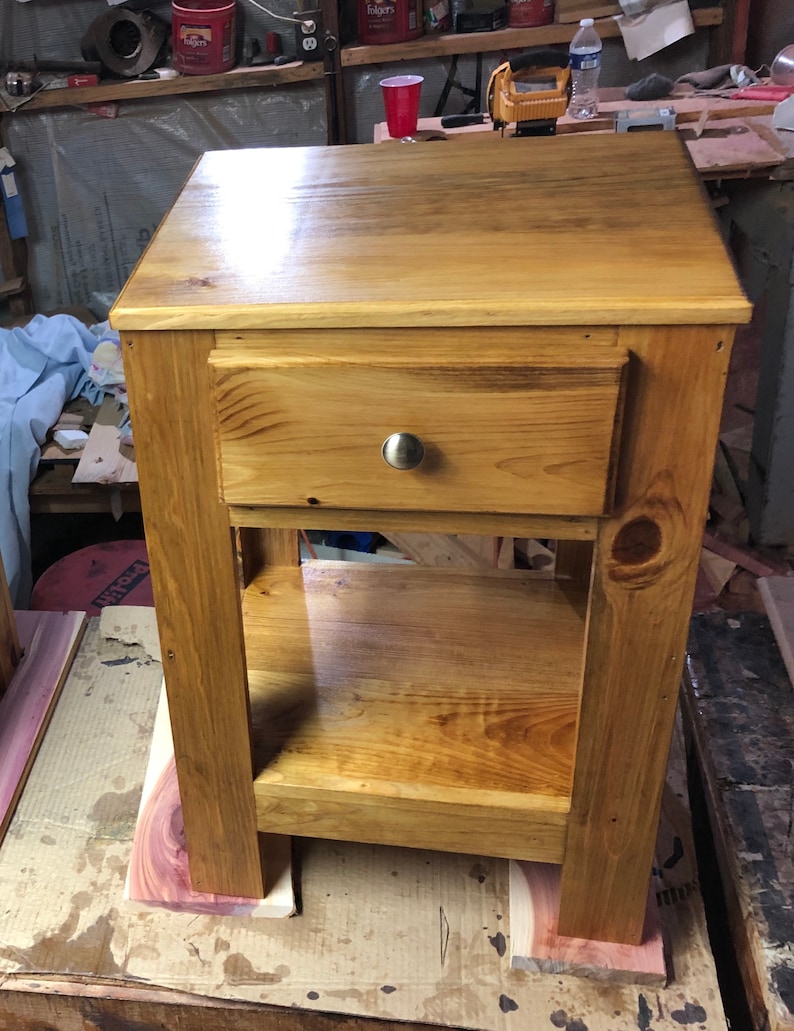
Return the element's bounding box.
[568,18,602,120]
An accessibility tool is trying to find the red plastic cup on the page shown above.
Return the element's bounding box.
[380,74,424,138]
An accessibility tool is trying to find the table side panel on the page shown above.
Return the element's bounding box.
[121,328,264,899]
[559,323,737,944]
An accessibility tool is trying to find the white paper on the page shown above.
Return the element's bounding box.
[773,95,794,132]
[616,0,694,61]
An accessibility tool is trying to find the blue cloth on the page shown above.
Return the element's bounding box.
[0,314,103,607]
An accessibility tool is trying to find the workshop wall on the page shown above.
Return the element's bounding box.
[746,0,794,71]
[3,0,708,314]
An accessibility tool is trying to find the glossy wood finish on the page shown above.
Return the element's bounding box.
[112,135,749,943]
[122,330,264,899]
[112,137,750,332]
[558,324,735,944]
[209,340,626,515]
[244,563,584,859]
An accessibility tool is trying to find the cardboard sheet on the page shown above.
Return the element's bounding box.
[0,608,727,1030]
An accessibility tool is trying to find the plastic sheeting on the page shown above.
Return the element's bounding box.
[5,87,327,312]
[1,0,709,311]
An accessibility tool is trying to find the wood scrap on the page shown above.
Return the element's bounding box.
[73,395,137,485]
[509,860,666,984]
[703,531,787,578]
[382,532,493,567]
[700,547,737,597]
[0,609,85,842]
[126,682,295,917]
[682,118,789,177]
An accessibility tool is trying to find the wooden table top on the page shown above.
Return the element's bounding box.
[110,134,750,333]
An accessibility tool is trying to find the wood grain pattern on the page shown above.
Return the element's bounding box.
[239,529,300,586]
[121,330,264,899]
[509,861,666,984]
[109,136,748,939]
[209,347,626,515]
[0,610,85,841]
[244,562,583,859]
[0,556,21,697]
[382,533,493,567]
[559,325,736,944]
[128,682,294,917]
[229,505,600,540]
[110,136,751,333]
[554,541,594,587]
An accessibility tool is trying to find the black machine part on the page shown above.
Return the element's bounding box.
[80,8,170,79]
[508,48,569,73]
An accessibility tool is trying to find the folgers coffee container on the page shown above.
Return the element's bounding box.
[358,0,423,44]
[172,0,237,74]
[507,0,553,27]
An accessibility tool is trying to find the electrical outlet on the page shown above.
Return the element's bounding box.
[294,9,323,62]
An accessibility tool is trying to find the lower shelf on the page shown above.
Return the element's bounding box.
[243,561,588,861]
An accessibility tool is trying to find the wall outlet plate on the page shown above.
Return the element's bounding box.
[294,9,323,61]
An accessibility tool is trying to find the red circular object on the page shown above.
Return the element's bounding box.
[31,541,153,616]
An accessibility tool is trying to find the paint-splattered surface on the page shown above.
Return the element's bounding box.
[686,612,794,1031]
[0,612,727,1030]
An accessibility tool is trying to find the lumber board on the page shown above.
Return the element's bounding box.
[683,119,789,178]
[382,533,493,567]
[126,682,295,917]
[72,395,138,485]
[0,556,21,696]
[683,612,794,1031]
[0,612,727,1031]
[758,577,794,690]
[0,610,85,842]
[509,862,665,984]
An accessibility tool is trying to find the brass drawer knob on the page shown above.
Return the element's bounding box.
[381,432,425,471]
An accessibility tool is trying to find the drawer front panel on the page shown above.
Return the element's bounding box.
[209,347,626,516]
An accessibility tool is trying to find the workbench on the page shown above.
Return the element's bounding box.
[0,610,732,1030]
[109,133,750,946]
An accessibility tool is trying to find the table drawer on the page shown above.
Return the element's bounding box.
[208,337,626,516]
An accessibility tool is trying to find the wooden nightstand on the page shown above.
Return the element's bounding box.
[111,134,750,945]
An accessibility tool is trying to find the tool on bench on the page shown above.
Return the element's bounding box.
[3,57,103,96]
[487,48,570,136]
[614,107,676,133]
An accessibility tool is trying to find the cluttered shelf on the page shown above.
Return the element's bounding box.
[6,7,723,114]
[6,60,323,114]
[342,6,722,66]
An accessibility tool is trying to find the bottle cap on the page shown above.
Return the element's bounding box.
[580,17,594,25]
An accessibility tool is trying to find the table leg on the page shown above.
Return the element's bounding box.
[122,330,264,899]
[558,325,734,944]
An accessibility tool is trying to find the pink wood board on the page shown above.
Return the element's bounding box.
[0,610,86,840]
[509,860,667,985]
[125,681,295,917]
